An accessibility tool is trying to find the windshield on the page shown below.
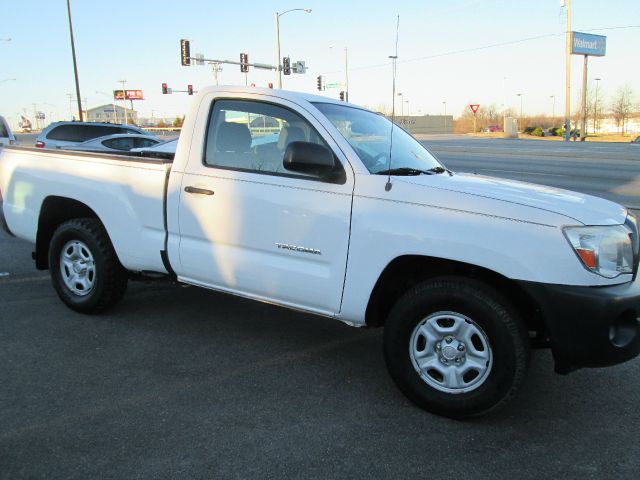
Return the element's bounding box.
[313,102,444,175]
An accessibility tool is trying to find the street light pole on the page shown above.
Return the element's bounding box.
[274,8,311,89]
[405,100,409,116]
[594,78,601,134]
[550,95,556,121]
[442,101,447,132]
[517,93,523,129]
[66,0,83,121]
[119,80,128,125]
[344,47,349,102]
[397,92,403,116]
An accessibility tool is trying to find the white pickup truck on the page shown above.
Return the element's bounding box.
[1,87,639,418]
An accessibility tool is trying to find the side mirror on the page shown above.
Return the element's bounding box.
[283,141,336,177]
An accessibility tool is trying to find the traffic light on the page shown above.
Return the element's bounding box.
[283,56,291,75]
[180,39,191,66]
[187,84,193,95]
[162,83,168,94]
[316,75,323,91]
[240,53,249,73]
[339,91,345,101]
[268,82,273,89]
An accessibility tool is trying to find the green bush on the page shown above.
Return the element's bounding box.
[550,127,564,136]
[530,127,544,137]
[523,126,535,134]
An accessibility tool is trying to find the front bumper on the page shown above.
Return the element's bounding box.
[518,279,640,373]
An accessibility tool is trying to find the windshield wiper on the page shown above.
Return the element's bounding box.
[375,166,447,176]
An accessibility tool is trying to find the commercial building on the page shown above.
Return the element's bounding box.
[85,104,138,125]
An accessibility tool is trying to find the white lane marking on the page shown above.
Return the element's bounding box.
[478,168,567,177]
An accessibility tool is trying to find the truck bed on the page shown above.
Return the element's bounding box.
[0,146,172,273]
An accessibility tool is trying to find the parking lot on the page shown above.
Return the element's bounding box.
[2,138,640,479]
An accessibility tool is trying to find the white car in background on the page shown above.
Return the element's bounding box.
[0,116,16,147]
[35,121,152,150]
[60,133,161,154]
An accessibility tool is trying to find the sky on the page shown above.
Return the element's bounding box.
[1,0,639,128]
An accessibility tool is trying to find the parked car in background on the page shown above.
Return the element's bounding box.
[632,136,640,144]
[35,122,152,149]
[0,116,16,147]
[61,134,161,154]
[482,125,503,133]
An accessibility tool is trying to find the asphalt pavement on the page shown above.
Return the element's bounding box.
[2,136,640,479]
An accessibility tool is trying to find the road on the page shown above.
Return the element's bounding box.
[423,135,640,209]
[2,137,640,478]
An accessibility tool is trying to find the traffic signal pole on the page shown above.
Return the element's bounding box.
[275,13,282,88]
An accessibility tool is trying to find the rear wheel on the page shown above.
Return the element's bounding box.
[49,218,128,313]
[384,277,530,419]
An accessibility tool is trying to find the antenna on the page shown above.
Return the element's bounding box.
[385,15,400,192]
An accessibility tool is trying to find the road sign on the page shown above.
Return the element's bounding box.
[469,104,480,113]
[195,53,205,66]
[181,39,191,66]
[293,61,306,74]
[325,82,341,89]
[571,32,606,57]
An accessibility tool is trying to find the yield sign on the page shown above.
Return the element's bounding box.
[469,104,480,113]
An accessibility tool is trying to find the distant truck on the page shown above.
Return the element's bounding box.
[1,87,639,418]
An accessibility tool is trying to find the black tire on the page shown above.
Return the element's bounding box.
[48,218,128,313]
[383,276,530,419]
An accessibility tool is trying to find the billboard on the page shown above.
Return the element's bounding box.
[113,89,144,100]
[571,31,606,56]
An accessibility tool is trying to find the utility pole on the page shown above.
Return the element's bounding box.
[564,0,571,141]
[550,95,556,121]
[66,0,83,121]
[119,80,128,125]
[67,93,73,120]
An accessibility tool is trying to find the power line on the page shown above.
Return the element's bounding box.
[324,25,640,75]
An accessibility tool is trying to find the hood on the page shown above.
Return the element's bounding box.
[398,172,627,226]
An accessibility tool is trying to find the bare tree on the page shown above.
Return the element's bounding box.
[610,85,635,134]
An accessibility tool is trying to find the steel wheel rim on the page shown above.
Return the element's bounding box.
[409,311,493,394]
[59,240,96,296]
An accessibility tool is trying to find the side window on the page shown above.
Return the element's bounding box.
[102,137,135,151]
[134,137,158,148]
[0,123,8,138]
[204,99,331,178]
[48,125,84,142]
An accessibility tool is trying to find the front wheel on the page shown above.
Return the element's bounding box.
[384,277,530,419]
[49,218,128,313]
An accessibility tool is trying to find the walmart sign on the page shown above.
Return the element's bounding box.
[571,31,606,56]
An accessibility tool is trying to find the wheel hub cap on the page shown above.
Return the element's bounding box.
[409,312,493,394]
[60,240,96,296]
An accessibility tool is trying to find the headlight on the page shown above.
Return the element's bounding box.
[563,225,634,278]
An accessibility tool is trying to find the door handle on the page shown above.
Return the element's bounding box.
[184,186,214,196]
